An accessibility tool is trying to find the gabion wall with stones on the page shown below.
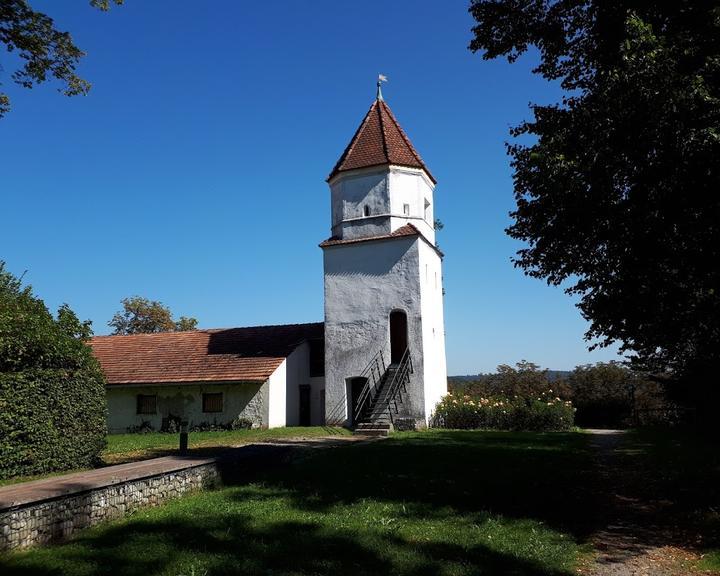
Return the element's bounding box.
[0,462,219,551]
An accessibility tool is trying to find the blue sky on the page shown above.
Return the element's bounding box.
[0,0,623,374]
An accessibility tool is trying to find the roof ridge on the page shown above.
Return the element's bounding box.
[376,98,391,164]
[91,321,324,340]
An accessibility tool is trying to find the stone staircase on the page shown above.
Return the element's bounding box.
[354,361,408,437]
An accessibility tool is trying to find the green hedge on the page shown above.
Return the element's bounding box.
[431,392,575,431]
[0,368,107,479]
[1,262,108,480]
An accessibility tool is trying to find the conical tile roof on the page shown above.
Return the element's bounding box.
[328,98,435,183]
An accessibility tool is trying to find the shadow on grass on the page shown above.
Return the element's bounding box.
[102,427,351,465]
[220,429,719,561]
[221,431,606,539]
[0,507,574,576]
[0,431,589,576]
[2,429,716,575]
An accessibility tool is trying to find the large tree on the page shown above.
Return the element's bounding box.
[0,0,121,118]
[469,1,720,390]
[109,296,198,335]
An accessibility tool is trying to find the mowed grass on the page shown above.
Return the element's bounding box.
[0,431,595,576]
[0,427,350,486]
[699,552,720,572]
[103,426,351,463]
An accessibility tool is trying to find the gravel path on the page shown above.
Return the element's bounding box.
[581,430,709,576]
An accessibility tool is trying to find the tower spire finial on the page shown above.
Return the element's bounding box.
[377,74,387,101]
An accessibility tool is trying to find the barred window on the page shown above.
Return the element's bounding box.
[136,394,157,415]
[202,392,223,413]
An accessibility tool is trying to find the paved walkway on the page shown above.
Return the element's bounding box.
[0,455,215,510]
[0,436,369,511]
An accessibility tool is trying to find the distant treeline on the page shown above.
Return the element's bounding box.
[449,361,679,428]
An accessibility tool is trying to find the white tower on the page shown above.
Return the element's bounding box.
[321,85,447,430]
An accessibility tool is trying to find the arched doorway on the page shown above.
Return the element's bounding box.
[389,310,408,364]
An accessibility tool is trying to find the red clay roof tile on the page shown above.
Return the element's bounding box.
[319,223,420,248]
[90,322,323,385]
[328,99,436,183]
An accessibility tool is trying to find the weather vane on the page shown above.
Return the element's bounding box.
[377,74,388,101]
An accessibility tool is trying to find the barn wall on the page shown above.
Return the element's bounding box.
[106,381,268,433]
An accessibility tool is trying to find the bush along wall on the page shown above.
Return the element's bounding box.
[0,262,107,479]
[431,391,575,431]
[0,369,107,478]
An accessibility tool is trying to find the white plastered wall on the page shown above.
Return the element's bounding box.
[323,236,426,426]
[418,240,448,423]
[267,360,287,428]
[106,381,268,433]
[387,166,436,243]
[329,166,436,243]
[330,168,391,239]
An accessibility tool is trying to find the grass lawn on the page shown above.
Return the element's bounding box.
[1,431,594,575]
[699,552,720,572]
[0,427,350,486]
[1,429,717,575]
[103,425,351,463]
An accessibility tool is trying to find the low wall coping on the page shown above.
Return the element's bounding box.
[0,455,217,511]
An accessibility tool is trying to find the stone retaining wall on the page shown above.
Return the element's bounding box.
[0,462,219,551]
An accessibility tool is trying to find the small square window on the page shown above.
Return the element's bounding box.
[403,204,410,216]
[136,394,157,415]
[202,392,223,413]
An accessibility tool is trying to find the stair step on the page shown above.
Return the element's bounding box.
[356,423,391,430]
[354,355,410,436]
[353,430,389,437]
[365,412,391,419]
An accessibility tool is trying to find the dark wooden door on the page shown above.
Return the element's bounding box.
[390,310,408,363]
[349,377,367,426]
[299,385,311,426]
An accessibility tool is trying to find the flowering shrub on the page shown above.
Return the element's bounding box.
[431,391,575,431]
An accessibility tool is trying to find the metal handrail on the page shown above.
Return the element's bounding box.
[352,348,386,423]
[382,349,412,420]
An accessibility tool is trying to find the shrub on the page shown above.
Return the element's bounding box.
[190,417,254,432]
[453,361,572,401]
[431,391,575,432]
[0,369,107,478]
[127,420,154,434]
[0,263,107,479]
[568,362,673,428]
[229,417,254,430]
[161,413,183,433]
[452,360,679,429]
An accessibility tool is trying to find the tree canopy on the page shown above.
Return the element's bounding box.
[109,296,198,335]
[469,1,720,387]
[462,360,569,399]
[0,0,122,118]
[0,261,107,477]
[0,261,96,371]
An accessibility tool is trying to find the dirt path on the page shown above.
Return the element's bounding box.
[581,430,711,576]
